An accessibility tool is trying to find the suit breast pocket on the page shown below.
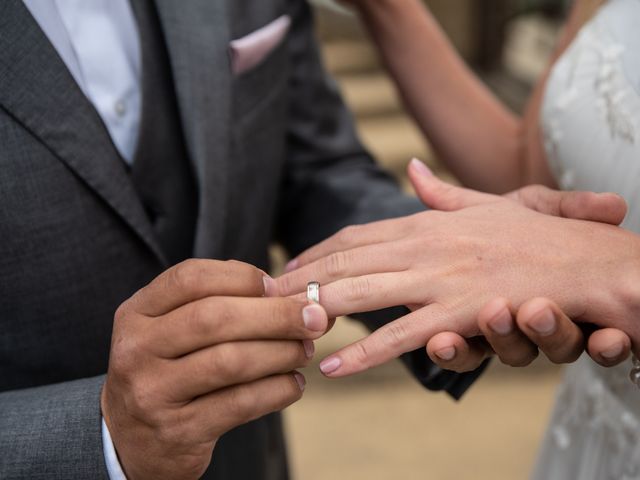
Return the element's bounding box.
[231,34,289,122]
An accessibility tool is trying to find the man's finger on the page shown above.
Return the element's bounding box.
[587,328,631,367]
[164,340,312,401]
[478,298,539,367]
[408,158,499,211]
[318,304,471,377]
[131,259,267,317]
[151,299,328,357]
[506,185,627,225]
[426,332,492,372]
[516,298,584,364]
[189,372,306,441]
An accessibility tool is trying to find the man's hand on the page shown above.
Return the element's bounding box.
[101,259,329,480]
[426,297,632,372]
[273,160,639,378]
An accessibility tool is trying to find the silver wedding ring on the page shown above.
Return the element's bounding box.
[307,281,320,303]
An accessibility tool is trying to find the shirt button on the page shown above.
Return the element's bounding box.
[114,100,127,117]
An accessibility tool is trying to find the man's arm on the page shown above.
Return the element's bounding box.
[0,376,110,479]
[276,0,484,398]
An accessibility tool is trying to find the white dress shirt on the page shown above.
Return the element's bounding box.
[23,1,140,478]
[23,0,142,164]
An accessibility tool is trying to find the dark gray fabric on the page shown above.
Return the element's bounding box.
[0,0,484,478]
[130,0,199,265]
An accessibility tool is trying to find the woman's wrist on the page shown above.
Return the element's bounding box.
[622,234,640,318]
[598,230,640,329]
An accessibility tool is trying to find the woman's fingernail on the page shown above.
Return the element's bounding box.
[490,308,513,336]
[303,340,315,358]
[435,346,456,361]
[530,309,556,336]
[285,259,299,273]
[294,372,306,391]
[320,356,342,375]
[303,304,327,332]
[601,343,624,359]
[262,275,275,297]
[410,158,433,177]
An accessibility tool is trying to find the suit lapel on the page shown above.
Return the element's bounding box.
[0,0,168,266]
[154,0,232,257]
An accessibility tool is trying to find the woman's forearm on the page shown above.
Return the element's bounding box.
[353,0,536,193]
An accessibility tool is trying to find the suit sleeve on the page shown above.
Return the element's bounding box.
[277,0,489,399]
[0,376,110,479]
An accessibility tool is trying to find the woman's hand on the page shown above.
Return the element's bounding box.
[272,160,639,377]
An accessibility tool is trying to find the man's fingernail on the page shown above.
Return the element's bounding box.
[530,309,556,336]
[489,308,513,336]
[601,343,624,359]
[319,356,342,375]
[285,259,299,273]
[303,304,326,331]
[263,276,275,297]
[294,372,306,391]
[303,340,315,358]
[410,158,433,177]
[435,346,456,361]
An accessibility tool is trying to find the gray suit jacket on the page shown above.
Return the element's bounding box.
[0,0,486,478]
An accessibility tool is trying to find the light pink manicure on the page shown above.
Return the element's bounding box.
[319,356,342,375]
[410,158,433,177]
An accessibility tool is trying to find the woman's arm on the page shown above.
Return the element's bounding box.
[344,0,596,193]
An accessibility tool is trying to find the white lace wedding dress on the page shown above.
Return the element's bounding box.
[533,0,640,478]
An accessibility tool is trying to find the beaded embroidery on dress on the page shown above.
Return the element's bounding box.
[534,0,640,478]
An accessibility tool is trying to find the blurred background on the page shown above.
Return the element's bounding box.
[281,1,574,479]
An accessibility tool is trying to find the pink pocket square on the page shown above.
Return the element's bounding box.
[229,15,292,76]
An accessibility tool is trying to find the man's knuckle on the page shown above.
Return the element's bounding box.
[226,386,254,424]
[110,335,142,376]
[125,380,159,419]
[114,302,132,324]
[226,260,264,293]
[186,299,221,338]
[211,344,241,381]
[170,259,203,290]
